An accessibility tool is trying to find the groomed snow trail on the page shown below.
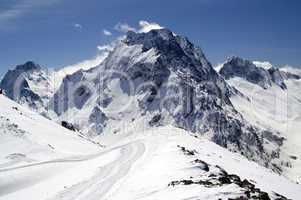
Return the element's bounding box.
[0,140,146,200]
[50,141,146,200]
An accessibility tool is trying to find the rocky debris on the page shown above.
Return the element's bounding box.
[12,106,19,111]
[273,193,291,200]
[61,121,78,132]
[172,145,289,200]
[192,159,210,172]
[0,116,27,137]
[149,114,162,126]
[177,145,198,156]
[289,155,297,160]
[168,163,290,200]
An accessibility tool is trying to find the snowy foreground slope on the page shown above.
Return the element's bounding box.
[0,95,101,168]
[0,94,300,200]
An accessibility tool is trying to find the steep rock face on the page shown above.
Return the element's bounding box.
[51,29,283,170]
[220,56,300,90]
[0,62,53,113]
[88,106,108,134]
[220,57,273,89]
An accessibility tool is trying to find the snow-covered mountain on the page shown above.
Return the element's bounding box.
[0,49,109,118]
[219,56,300,90]
[0,61,54,116]
[0,94,299,199]
[1,28,298,173]
[1,25,301,199]
[47,28,293,176]
[218,56,301,183]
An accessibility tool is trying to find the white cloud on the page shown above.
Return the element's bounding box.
[103,29,112,36]
[113,20,164,34]
[281,65,301,76]
[73,23,83,31]
[114,22,136,33]
[97,44,114,52]
[138,20,163,33]
[0,0,60,26]
[253,61,273,70]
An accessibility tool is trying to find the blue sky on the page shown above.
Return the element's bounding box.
[0,0,301,76]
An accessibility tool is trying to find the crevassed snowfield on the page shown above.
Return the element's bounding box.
[1,95,301,200]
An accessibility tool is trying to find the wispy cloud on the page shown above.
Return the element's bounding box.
[97,44,114,51]
[114,20,163,34]
[0,0,60,27]
[138,20,163,33]
[103,29,112,36]
[73,23,83,31]
[114,22,136,33]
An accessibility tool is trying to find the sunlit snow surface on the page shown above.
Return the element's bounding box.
[228,77,301,184]
[0,95,300,200]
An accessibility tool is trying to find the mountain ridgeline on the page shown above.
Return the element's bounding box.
[1,28,301,175]
[219,56,300,89]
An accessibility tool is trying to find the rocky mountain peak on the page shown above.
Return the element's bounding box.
[123,28,220,84]
[0,62,51,114]
[15,61,41,72]
[220,56,301,90]
[1,28,290,174]
[220,56,276,89]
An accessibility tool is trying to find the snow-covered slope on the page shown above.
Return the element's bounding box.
[226,77,301,184]
[0,94,101,170]
[1,126,300,200]
[53,49,111,92]
[218,57,301,183]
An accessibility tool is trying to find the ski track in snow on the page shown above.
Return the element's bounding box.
[50,141,145,200]
[0,140,146,200]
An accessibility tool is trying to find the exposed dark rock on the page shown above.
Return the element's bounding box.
[289,155,297,160]
[61,121,78,132]
[263,131,285,146]
[168,163,289,200]
[177,145,197,156]
[149,114,161,126]
[192,159,210,172]
[220,56,272,89]
[88,107,108,134]
[273,192,291,200]
[220,56,301,91]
